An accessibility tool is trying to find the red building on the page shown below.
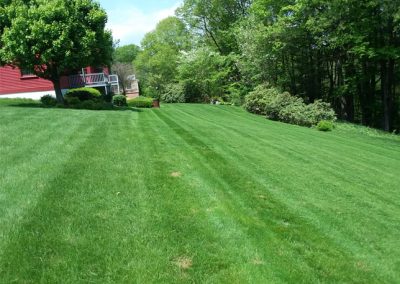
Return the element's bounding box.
[0,66,119,99]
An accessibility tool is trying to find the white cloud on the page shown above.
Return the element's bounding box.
[106,2,182,46]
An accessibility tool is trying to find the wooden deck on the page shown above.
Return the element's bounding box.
[68,73,120,94]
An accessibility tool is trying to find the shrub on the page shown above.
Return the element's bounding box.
[227,83,247,106]
[65,87,102,101]
[244,84,280,115]
[65,96,80,107]
[278,100,312,126]
[266,92,303,121]
[317,120,334,131]
[103,92,114,103]
[128,97,153,108]
[244,84,337,128]
[306,100,337,125]
[80,100,96,110]
[112,95,127,107]
[40,95,57,107]
[161,83,185,103]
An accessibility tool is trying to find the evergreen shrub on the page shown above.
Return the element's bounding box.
[112,95,127,107]
[40,95,57,107]
[65,87,102,101]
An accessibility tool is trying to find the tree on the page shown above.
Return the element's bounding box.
[237,0,400,130]
[134,17,190,97]
[177,46,234,102]
[0,0,12,65]
[177,0,252,55]
[114,44,140,63]
[0,0,113,103]
[111,62,134,94]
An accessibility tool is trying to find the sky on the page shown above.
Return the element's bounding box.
[98,0,183,47]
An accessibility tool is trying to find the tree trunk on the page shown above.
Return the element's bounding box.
[52,77,64,104]
[381,60,390,131]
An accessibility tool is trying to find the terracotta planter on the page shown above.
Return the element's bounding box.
[152,99,160,108]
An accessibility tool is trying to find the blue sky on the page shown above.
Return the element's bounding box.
[98,0,183,46]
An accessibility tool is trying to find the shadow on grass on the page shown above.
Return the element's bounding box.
[4,101,142,112]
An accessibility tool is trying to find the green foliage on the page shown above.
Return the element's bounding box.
[112,95,127,107]
[266,92,303,121]
[317,120,334,131]
[41,91,113,110]
[306,100,337,126]
[161,83,185,103]
[70,100,113,110]
[243,85,280,115]
[244,84,336,127]
[65,96,81,107]
[65,88,102,102]
[80,100,97,110]
[128,97,153,108]
[0,0,113,102]
[102,92,114,103]
[237,0,400,131]
[277,98,311,126]
[177,47,233,102]
[226,83,248,106]
[40,95,57,107]
[114,44,140,63]
[134,17,191,98]
[177,0,252,55]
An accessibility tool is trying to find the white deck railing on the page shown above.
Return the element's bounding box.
[68,73,119,91]
[83,73,107,85]
[109,74,119,84]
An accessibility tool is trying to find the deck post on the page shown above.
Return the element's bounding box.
[81,68,86,85]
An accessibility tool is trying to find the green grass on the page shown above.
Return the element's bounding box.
[0,99,399,283]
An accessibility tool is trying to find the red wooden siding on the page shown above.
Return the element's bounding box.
[0,66,111,95]
[0,66,54,95]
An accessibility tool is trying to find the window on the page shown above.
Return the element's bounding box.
[20,69,36,78]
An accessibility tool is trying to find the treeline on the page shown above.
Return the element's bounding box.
[135,0,400,131]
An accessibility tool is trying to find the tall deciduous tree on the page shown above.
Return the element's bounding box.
[177,0,252,55]
[0,0,12,65]
[134,16,190,97]
[113,44,140,63]
[0,0,113,103]
[237,0,400,130]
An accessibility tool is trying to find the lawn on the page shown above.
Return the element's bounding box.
[0,99,399,283]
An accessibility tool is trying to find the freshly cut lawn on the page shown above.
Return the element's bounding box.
[0,99,399,283]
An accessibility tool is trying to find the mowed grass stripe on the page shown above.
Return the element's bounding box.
[0,107,116,254]
[155,104,400,281]
[166,107,400,229]
[152,108,385,282]
[0,100,399,282]
[148,109,287,282]
[168,105,399,205]
[0,109,145,282]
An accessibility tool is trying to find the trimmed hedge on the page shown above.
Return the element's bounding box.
[112,95,127,107]
[128,97,153,108]
[64,87,102,101]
